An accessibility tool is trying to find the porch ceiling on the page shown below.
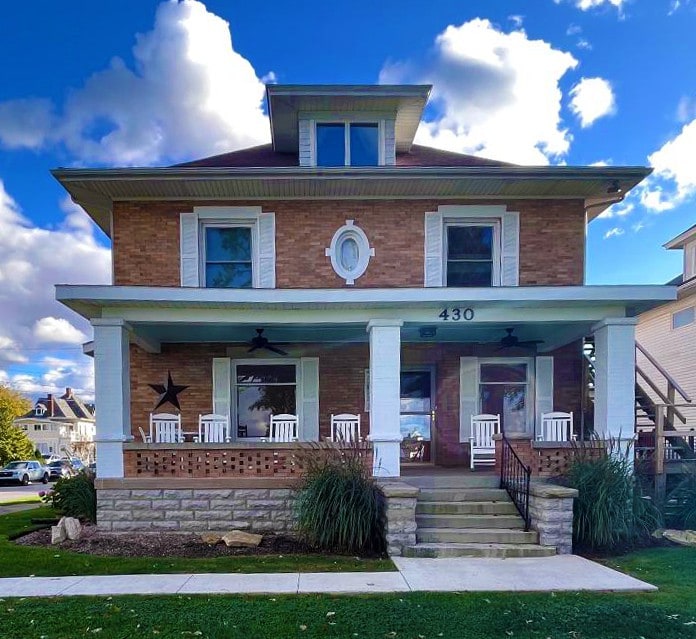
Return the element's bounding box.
[128,320,593,353]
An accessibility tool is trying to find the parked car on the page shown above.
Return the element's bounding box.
[70,458,86,472]
[41,454,62,464]
[47,460,74,482]
[0,461,49,485]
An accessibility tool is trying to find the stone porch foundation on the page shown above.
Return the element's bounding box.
[528,483,578,554]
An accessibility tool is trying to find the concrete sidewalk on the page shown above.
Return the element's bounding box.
[0,555,655,597]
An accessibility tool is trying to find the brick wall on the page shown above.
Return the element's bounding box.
[112,199,585,288]
[130,341,583,469]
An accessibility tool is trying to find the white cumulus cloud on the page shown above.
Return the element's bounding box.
[569,77,616,127]
[0,0,272,166]
[34,317,89,345]
[641,118,696,212]
[0,179,110,398]
[380,19,578,165]
[557,0,626,13]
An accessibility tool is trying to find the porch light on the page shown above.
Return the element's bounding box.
[419,326,437,339]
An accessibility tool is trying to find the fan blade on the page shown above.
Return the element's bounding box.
[517,340,544,347]
[247,345,261,353]
[265,344,288,356]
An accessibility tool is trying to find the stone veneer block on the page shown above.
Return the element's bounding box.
[528,482,578,554]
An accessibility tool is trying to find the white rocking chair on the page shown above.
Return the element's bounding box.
[150,412,184,444]
[538,412,575,442]
[469,414,500,470]
[196,413,230,443]
[330,413,361,443]
[269,414,299,442]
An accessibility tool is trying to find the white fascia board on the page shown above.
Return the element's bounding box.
[56,284,676,319]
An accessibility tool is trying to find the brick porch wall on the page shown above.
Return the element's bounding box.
[112,198,585,288]
[130,341,583,468]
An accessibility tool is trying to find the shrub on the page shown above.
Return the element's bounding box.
[43,472,97,523]
[295,442,386,555]
[564,438,661,552]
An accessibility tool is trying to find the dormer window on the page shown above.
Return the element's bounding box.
[34,404,46,416]
[315,122,380,167]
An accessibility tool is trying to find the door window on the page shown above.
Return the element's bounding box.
[400,370,432,463]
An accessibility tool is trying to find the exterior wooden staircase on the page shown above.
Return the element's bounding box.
[401,474,555,558]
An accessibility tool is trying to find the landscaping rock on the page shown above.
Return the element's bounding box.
[63,517,82,541]
[663,529,696,546]
[222,530,263,547]
[200,532,222,545]
[51,520,66,544]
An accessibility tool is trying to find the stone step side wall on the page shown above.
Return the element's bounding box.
[96,488,297,533]
[528,483,578,554]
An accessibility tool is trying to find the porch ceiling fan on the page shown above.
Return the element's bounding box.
[497,327,544,351]
[247,328,288,356]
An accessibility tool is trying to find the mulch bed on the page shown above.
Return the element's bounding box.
[14,526,322,558]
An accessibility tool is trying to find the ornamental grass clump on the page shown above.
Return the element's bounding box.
[565,438,660,552]
[295,442,386,555]
[42,471,97,523]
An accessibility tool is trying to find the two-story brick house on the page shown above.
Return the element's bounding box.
[54,85,674,551]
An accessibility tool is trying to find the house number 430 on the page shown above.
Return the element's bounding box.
[438,308,474,321]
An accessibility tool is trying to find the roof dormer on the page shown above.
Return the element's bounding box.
[266,84,431,167]
[665,224,696,282]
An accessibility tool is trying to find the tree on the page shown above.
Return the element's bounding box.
[0,385,34,465]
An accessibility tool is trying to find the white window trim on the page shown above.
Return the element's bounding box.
[325,220,375,285]
[230,359,300,441]
[200,221,258,289]
[477,357,535,433]
[672,306,695,330]
[185,206,275,289]
[311,119,385,167]
[443,219,501,287]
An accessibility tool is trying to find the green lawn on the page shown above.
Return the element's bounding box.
[0,507,394,576]
[2,548,696,638]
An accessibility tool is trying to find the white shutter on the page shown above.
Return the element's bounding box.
[501,211,520,286]
[212,358,231,435]
[298,118,313,167]
[180,213,199,287]
[535,356,554,439]
[364,368,370,412]
[257,212,276,289]
[424,211,443,287]
[459,357,479,442]
[300,358,319,441]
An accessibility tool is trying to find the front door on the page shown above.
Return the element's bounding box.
[400,369,434,463]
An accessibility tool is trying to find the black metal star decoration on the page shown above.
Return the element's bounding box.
[149,371,188,411]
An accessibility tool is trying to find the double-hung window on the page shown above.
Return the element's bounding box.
[234,363,297,439]
[316,122,380,166]
[203,225,253,288]
[479,360,530,433]
[445,222,499,287]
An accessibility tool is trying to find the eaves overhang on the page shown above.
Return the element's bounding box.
[56,284,676,322]
[51,165,652,237]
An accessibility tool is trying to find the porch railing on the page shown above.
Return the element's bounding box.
[499,434,531,531]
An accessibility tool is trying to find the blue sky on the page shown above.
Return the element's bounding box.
[0,0,694,399]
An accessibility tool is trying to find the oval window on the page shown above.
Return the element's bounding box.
[339,236,359,272]
[326,220,374,285]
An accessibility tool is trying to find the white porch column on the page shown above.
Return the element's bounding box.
[91,319,132,479]
[367,319,403,477]
[592,318,636,447]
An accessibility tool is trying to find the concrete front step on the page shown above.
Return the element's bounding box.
[417,488,510,502]
[402,542,556,559]
[403,474,499,489]
[416,527,538,544]
[416,500,518,515]
[416,513,524,529]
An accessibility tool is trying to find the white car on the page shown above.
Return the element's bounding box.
[0,461,49,485]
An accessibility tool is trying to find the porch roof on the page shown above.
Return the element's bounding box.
[57,284,676,320]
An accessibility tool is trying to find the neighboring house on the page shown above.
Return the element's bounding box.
[13,387,96,462]
[637,224,696,426]
[53,84,675,553]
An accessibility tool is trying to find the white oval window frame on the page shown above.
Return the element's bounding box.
[325,220,375,285]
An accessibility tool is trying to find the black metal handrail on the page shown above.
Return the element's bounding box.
[499,434,531,531]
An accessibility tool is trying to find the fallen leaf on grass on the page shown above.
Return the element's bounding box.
[299,625,307,631]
